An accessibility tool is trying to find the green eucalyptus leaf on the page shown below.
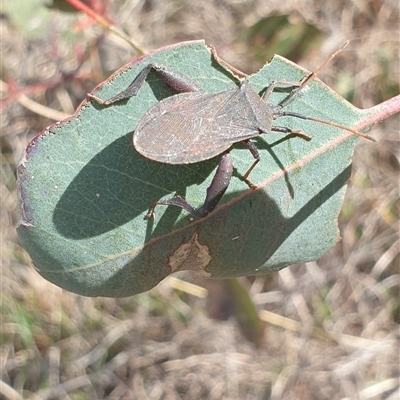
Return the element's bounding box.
[17,40,371,297]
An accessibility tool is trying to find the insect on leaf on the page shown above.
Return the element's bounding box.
[17,40,373,297]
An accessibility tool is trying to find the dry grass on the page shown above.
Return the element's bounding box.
[1,1,399,399]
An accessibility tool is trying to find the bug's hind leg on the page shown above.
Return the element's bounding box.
[145,152,234,219]
[145,195,203,219]
[88,64,203,105]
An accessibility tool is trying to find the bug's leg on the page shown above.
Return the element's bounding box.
[200,152,234,216]
[242,140,260,182]
[209,45,247,78]
[261,80,302,102]
[145,196,203,220]
[271,125,312,141]
[88,64,203,105]
[145,153,233,219]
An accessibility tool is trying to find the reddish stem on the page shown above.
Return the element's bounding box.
[63,0,146,54]
[355,94,400,131]
[63,0,112,27]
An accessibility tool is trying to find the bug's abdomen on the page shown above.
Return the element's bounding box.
[134,92,234,164]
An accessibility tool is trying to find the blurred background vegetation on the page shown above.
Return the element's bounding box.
[1,0,399,399]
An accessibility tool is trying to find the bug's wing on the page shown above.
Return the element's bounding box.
[134,89,261,164]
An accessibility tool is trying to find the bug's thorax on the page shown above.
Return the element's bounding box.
[239,79,274,134]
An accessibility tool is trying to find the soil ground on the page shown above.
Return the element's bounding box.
[1,1,399,399]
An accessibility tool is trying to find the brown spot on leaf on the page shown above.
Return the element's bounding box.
[169,233,212,276]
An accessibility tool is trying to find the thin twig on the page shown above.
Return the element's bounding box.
[64,0,147,55]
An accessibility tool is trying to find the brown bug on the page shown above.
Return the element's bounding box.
[88,42,375,219]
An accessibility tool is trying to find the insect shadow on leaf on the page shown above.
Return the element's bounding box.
[88,41,376,220]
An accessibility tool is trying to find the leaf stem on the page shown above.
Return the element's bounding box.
[355,94,400,131]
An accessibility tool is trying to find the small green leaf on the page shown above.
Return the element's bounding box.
[17,40,372,297]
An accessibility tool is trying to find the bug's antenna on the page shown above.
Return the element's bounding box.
[279,41,377,142]
[282,111,377,142]
[298,41,350,92]
[280,41,349,109]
